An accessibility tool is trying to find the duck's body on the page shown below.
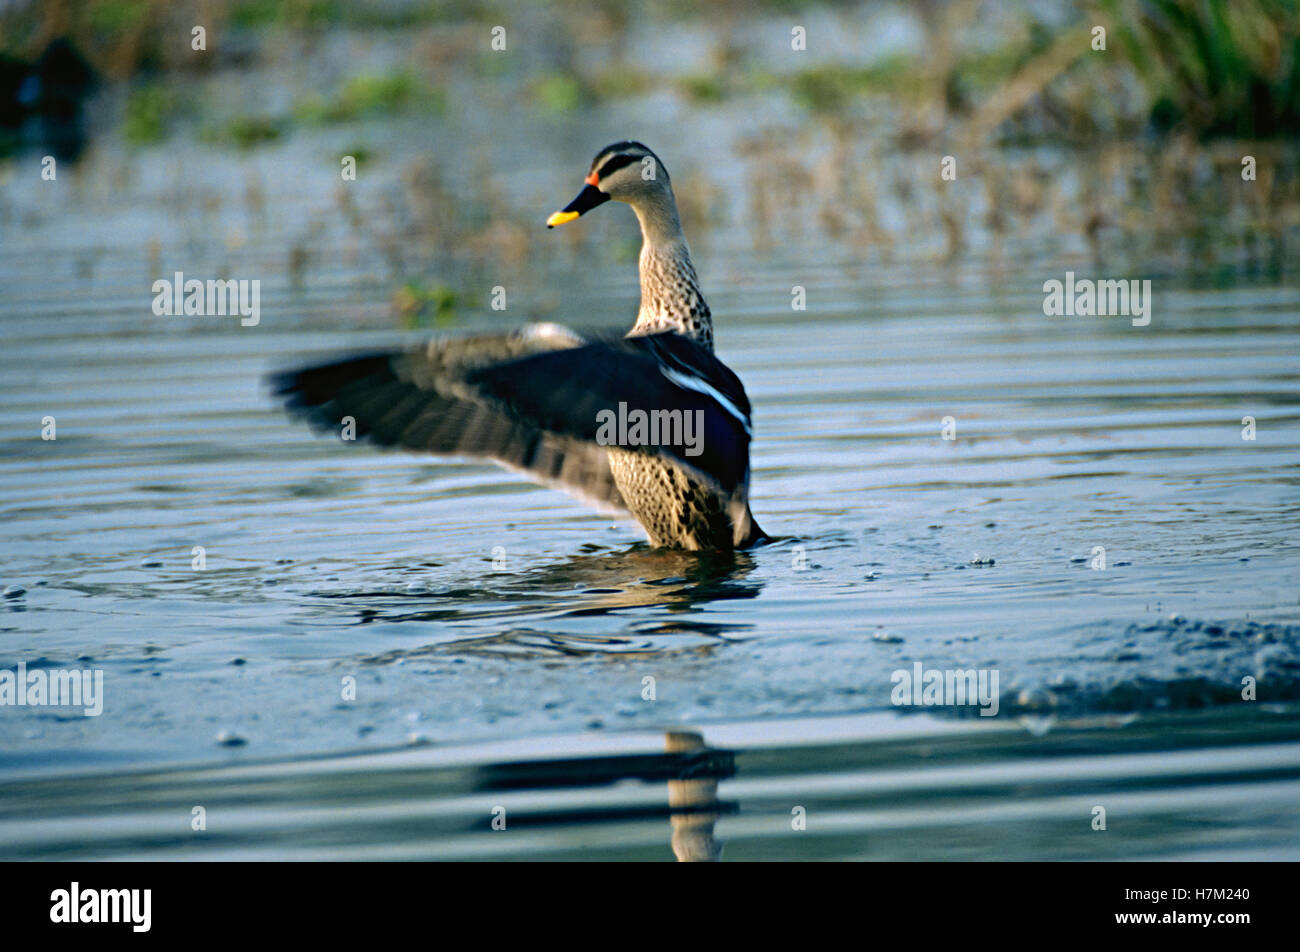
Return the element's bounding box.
[275,141,764,550]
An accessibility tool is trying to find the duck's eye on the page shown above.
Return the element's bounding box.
[594,153,639,182]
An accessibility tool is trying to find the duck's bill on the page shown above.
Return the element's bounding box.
[546,184,610,228]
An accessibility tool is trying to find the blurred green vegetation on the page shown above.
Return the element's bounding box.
[784,58,916,113]
[1103,0,1300,138]
[340,144,373,165]
[677,74,727,104]
[122,83,174,144]
[86,0,153,33]
[296,71,444,124]
[1,0,1296,152]
[1,0,1291,289]
[530,73,586,114]
[227,0,530,30]
[393,281,473,327]
[117,68,439,148]
[204,113,284,147]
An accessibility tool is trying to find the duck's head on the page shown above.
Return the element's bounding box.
[546,141,673,229]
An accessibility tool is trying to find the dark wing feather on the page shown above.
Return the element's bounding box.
[270,329,629,514]
[466,332,752,494]
[270,326,754,509]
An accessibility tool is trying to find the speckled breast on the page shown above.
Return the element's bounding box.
[606,447,733,550]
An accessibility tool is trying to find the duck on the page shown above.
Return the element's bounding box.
[273,141,766,551]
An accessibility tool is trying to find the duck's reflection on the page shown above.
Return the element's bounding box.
[342,544,763,629]
[472,727,736,861]
[528,546,763,615]
[665,730,726,862]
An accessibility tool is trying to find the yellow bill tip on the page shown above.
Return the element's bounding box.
[546,210,580,228]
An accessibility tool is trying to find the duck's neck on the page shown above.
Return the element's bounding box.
[628,194,713,352]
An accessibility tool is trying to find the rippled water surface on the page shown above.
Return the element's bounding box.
[4,709,1299,861]
[2,112,1299,858]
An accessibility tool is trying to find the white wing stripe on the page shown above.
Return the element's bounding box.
[659,366,752,436]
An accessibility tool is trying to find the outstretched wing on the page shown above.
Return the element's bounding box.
[466,331,753,494]
[270,325,753,510]
[271,325,628,514]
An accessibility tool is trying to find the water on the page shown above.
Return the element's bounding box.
[1,53,1298,858]
[3,710,1299,860]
